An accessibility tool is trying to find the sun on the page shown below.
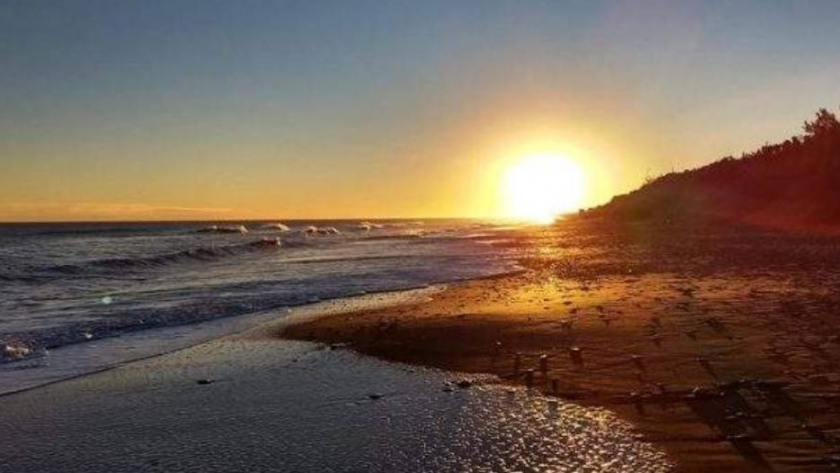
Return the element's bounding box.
[502,153,585,223]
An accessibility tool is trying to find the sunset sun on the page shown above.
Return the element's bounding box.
[503,154,585,223]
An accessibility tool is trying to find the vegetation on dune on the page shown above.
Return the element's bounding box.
[587,106,840,230]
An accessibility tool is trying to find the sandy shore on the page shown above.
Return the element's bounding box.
[6,219,840,472]
[0,288,671,472]
[283,220,840,472]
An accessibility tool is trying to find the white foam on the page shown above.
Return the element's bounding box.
[0,287,441,396]
[357,221,385,231]
[261,222,290,231]
[197,224,249,234]
[303,225,341,235]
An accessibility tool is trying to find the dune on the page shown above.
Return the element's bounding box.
[585,107,840,233]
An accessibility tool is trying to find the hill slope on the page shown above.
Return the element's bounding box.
[585,107,840,231]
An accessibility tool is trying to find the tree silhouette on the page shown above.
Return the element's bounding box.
[803,108,840,138]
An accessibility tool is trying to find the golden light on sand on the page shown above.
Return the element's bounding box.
[503,154,585,223]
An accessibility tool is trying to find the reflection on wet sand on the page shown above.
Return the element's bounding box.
[0,331,671,472]
[285,219,840,472]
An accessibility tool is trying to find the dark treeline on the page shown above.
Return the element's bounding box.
[585,106,840,231]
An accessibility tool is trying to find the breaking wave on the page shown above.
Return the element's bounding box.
[42,238,282,276]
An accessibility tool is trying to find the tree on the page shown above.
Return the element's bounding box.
[803,108,840,138]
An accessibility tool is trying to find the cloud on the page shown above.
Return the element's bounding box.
[0,202,235,221]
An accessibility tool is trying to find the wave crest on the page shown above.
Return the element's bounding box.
[44,237,281,275]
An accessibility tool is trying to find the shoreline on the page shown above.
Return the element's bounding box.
[0,282,672,472]
[0,284,449,398]
[281,265,840,472]
[7,218,840,471]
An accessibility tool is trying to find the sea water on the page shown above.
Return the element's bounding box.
[0,220,518,392]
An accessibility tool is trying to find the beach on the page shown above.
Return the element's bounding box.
[6,2,840,471]
[0,290,670,472]
[4,218,840,472]
[283,218,840,472]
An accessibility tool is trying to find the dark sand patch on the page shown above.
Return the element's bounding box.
[283,220,840,472]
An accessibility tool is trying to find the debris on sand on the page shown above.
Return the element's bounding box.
[569,346,584,366]
[1,341,31,362]
[456,379,473,389]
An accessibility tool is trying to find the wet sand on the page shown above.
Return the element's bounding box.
[283,219,840,472]
[0,289,671,472]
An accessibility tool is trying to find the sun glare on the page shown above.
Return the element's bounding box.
[503,154,585,224]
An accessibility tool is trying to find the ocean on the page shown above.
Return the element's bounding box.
[0,219,519,392]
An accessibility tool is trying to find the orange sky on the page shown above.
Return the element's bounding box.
[3,1,839,221]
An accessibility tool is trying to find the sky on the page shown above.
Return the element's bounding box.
[2,0,840,221]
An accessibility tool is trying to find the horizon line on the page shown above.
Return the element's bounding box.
[0,216,518,225]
